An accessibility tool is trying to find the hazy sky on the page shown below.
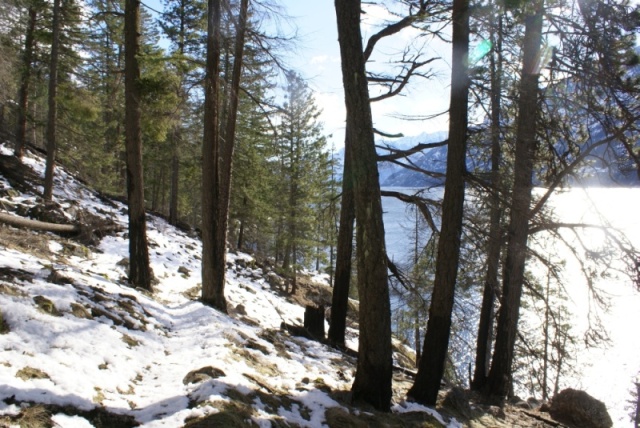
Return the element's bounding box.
[277,1,452,148]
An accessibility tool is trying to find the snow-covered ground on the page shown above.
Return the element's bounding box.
[0,144,462,427]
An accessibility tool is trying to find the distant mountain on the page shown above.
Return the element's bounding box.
[350,122,637,188]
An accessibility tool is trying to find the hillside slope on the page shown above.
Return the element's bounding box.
[0,143,566,427]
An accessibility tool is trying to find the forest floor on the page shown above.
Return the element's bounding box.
[0,142,571,427]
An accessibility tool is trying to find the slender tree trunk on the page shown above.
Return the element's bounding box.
[408,0,470,406]
[201,0,225,311]
[151,169,159,211]
[472,7,503,392]
[485,0,544,398]
[124,0,152,290]
[542,269,550,400]
[43,0,61,202]
[15,7,37,159]
[237,195,247,250]
[169,144,179,225]
[201,0,248,312]
[328,136,355,348]
[414,313,421,367]
[335,0,392,411]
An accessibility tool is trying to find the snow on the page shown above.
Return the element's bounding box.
[2,142,638,426]
[0,143,460,427]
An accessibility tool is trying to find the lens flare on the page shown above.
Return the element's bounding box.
[469,39,493,65]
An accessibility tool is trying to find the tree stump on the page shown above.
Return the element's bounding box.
[304,304,325,341]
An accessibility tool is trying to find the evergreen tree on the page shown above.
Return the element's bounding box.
[486,0,544,397]
[335,0,392,411]
[408,0,470,405]
[159,0,205,224]
[43,0,61,202]
[124,0,152,290]
[275,71,332,291]
[201,0,249,312]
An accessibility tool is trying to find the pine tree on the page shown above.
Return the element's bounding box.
[486,0,544,397]
[408,0,470,405]
[124,0,152,290]
[335,0,392,411]
[275,71,332,292]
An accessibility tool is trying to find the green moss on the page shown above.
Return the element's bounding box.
[16,367,50,381]
[33,296,62,317]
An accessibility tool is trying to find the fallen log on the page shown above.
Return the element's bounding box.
[0,212,79,234]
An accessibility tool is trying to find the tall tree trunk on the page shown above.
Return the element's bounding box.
[328,134,355,348]
[201,0,248,312]
[408,0,470,406]
[201,0,225,311]
[124,0,152,290]
[169,143,179,225]
[485,0,544,398]
[43,0,61,202]
[15,7,37,159]
[334,0,392,411]
[237,195,247,250]
[471,6,503,392]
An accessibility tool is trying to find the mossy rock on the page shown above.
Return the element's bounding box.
[183,366,226,385]
[121,334,141,347]
[12,404,51,428]
[33,296,62,317]
[16,367,50,381]
[184,402,258,428]
[70,303,92,319]
[325,407,368,428]
[47,269,74,285]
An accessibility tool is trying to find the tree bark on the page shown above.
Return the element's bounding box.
[0,212,78,233]
[43,0,61,202]
[15,7,37,159]
[485,0,544,398]
[472,5,503,392]
[408,0,470,406]
[334,0,392,411]
[328,134,355,348]
[201,0,247,312]
[169,145,179,225]
[124,0,152,290]
[201,0,225,311]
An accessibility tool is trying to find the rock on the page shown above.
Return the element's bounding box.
[266,271,284,289]
[70,302,92,319]
[488,405,506,419]
[47,269,73,285]
[234,304,247,316]
[442,386,474,419]
[325,407,368,428]
[549,388,613,428]
[178,266,190,277]
[33,296,62,317]
[514,399,532,409]
[183,366,226,385]
[527,397,543,409]
[16,367,50,381]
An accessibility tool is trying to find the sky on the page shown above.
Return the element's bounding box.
[277,0,452,149]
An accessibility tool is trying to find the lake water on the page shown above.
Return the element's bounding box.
[380,186,640,427]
